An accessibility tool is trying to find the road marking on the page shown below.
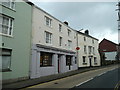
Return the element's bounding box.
[114,81,120,90]
[76,78,93,87]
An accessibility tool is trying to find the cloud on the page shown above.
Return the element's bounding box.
[30,2,118,43]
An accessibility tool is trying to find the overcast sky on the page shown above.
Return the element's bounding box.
[30,1,118,43]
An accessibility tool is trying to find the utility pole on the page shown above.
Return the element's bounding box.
[116,1,120,61]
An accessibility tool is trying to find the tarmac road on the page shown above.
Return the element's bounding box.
[24,65,119,89]
[74,67,120,89]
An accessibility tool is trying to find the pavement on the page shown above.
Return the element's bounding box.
[2,64,120,89]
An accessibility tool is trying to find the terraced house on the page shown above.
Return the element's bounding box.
[0,0,33,84]
[77,30,100,68]
[30,5,78,79]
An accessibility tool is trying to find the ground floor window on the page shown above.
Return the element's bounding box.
[94,57,97,64]
[0,48,12,72]
[40,52,53,67]
[83,56,87,65]
[66,55,72,66]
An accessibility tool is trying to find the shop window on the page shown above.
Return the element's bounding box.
[66,55,72,66]
[40,52,53,67]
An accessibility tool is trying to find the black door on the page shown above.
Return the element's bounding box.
[89,58,92,67]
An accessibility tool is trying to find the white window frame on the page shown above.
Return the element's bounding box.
[59,24,62,32]
[68,40,72,49]
[45,31,52,44]
[84,45,87,54]
[0,14,14,36]
[2,0,15,10]
[94,57,97,64]
[45,16,52,27]
[68,29,71,36]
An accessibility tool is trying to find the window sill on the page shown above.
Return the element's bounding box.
[83,63,87,65]
[0,33,13,38]
[0,69,12,72]
[1,4,16,12]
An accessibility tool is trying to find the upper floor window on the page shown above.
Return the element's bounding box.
[2,0,15,10]
[45,31,52,44]
[84,45,87,54]
[45,16,52,27]
[59,24,62,32]
[84,37,86,41]
[92,39,94,44]
[59,37,62,46]
[93,47,95,54]
[68,40,72,49]
[68,29,71,36]
[0,14,14,36]
[88,46,92,54]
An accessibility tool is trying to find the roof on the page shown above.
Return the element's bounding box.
[77,31,99,41]
[99,38,118,52]
[99,38,118,46]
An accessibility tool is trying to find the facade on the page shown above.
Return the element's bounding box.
[0,0,32,83]
[99,38,118,61]
[77,31,100,68]
[30,6,77,79]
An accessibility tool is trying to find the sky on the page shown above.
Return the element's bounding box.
[30,1,119,43]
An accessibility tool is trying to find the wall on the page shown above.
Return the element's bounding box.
[1,2,32,82]
[77,33,100,67]
[32,6,77,52]
[105,52,117,60]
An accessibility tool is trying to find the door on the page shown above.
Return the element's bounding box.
[89,58,92,67]
[58,55,61,73]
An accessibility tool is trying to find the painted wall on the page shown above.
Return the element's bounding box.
[77,33,100,67]
[1,1,32,82]
[105,52,117,60]
[31,6,77,78]
[32,6,77,52]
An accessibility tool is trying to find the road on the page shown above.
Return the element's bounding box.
[73,67,120,89]
[23,65,119,89]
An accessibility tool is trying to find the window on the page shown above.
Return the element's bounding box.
[88,46,92,54]
[45,31,52,44]
[92,39,94,44]
[94,57,97,64]
[83,56,86,63]
[2,0,15,10]
[68,40,72,49]
[59,24,62,32]
[93,47,95,54]
[0,14,13,36]
[68,29,71,36]
[84,37,86,41]
[66,55,72,66]
[45,16,52,27]
[40,52,53,67]
[59,37,62,46]
[0,48,12,71]
[84,45,87,54]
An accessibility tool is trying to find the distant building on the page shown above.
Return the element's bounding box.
[99,38,118,61]
[77,30,101,68]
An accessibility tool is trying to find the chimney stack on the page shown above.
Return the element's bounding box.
[85,30,89,35]
[64,21,68,26]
